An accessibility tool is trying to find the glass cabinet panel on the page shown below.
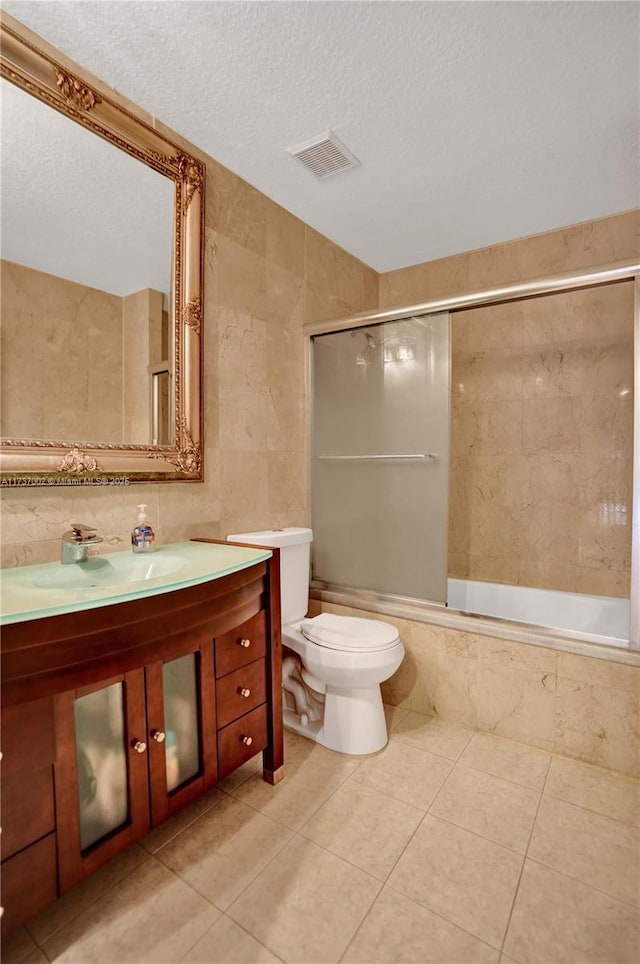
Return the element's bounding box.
[162,653,200,793]
[74,682,128,851]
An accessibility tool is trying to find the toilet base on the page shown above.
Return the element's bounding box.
[284,683,389,755]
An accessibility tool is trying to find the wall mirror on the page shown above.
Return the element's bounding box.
[0,15,204,483]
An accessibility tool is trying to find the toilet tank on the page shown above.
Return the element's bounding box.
[227,528,313,626]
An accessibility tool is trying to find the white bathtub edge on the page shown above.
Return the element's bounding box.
[310,585,640,667]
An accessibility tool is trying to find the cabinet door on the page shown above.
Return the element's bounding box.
[146,638,216,826]
[55,670,150,892]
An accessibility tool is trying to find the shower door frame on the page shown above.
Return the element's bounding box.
[304,258,640,652]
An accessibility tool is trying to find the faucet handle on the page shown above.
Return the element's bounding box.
[67,524,99,542]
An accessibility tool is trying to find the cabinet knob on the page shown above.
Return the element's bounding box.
[238,687,251,698]
[241,735,253,746]
[132,740,147,754]
[152,730,166,743]
[238,638,251,648]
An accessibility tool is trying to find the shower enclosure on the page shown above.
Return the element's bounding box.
[312,314,450,603]
[310,265,638,651]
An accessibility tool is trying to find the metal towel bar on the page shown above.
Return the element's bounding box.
[315,453,437,461]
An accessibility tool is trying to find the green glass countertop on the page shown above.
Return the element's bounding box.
[0,541,272,625]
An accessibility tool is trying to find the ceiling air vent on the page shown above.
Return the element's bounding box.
[287,131,359,180]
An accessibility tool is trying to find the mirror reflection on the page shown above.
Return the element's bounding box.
[0,78,175,446]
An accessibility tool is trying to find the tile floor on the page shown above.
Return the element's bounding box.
[3,707,640,964]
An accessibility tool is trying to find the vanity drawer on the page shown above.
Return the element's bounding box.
[217,703,268,780]
[1,765,55,861]
[215,611,267,678]
[1,832,57,936]
[216,659,267,729]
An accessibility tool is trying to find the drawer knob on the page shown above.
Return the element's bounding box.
[241,735,253,746]
[152,730,166,743]
[238,638,251,648]
[238,687,251,698]
[132,740,147,754]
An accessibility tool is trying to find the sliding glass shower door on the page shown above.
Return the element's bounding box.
[311,313,450,603]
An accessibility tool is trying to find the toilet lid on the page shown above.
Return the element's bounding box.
[300,613,400,653]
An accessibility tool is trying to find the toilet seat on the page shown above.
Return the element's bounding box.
[300,613,400,653]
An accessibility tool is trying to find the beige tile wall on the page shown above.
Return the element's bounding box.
[449,281,634,596]
[1,260,123,442]
[0,137,377,566]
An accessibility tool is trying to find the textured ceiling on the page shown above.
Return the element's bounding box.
[2,0,638,273]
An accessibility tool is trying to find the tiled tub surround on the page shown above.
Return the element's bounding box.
[308,600,640,779]
[3,717,638,964]
[449,281,634,598]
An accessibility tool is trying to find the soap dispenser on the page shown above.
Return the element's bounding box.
[131,504,155,553]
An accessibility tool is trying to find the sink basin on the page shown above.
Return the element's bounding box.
[28,553,185,590]
[1,540,273,625]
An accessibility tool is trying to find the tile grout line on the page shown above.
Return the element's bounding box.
[498,749,553,956]
[523,854,640,913]
[25,844,153,954]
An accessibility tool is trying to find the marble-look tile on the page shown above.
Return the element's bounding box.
[42,857,219,963]
[453,347,523,401]
[410,623,479,724]
[265,197,305,277]
[476,663,556,752]
[265,262,305,328]
[305,226,338,294]
[431,764,540,853]
[504,859,640,964]
[155,795,293,910]
[266,390,306,452]
[217,309,268,390]
[216,234,267,319]
[453,301,524,354]
[219,451,270,535]
[352,738,452,811]
[528,796,640,906]
[140,788,225,855]
[460,731,551,791]
[522,397,581,454]
[211,163,266,257]
[544,756,640,826]
[303,281,339,325]
[181,914,281,963]
[215,754,263,793]
[556,652,640,695]
[521,281,634,349]
[453,397,523,455]
[388,814,523,947]
[342,886,499,963]
[300,779,423,879]
[554,675,640,778]
[383,702,410,731]
[392,711,475,760]
[229,740,360,831]
[27,843,149,945]
[578,393,634,458]
[228,835,381,964]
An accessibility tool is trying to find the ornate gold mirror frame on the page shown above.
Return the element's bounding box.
[0,15,204,483]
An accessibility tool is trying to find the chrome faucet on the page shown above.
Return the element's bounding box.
[61,524,103,565]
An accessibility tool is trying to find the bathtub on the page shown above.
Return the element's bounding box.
[447,578,630,649]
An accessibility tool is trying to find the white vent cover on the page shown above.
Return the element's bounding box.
[287,131,359,179]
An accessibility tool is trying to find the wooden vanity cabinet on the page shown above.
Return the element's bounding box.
[0,553,283,934]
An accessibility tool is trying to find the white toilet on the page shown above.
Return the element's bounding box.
[228,527,404,755]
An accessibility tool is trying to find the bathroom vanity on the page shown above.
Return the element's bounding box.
[0,540,283,935]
